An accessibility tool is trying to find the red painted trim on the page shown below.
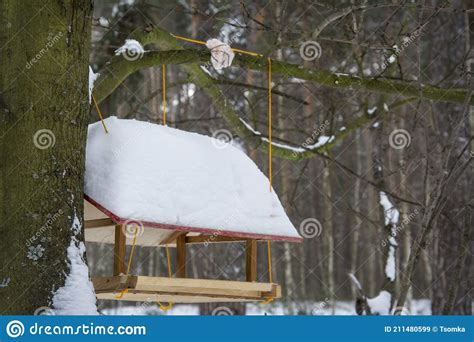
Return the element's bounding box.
[84,194,303,243]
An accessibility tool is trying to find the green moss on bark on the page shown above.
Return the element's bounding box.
[0,0,93,314]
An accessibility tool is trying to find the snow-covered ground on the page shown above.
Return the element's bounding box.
[101,299,432,316]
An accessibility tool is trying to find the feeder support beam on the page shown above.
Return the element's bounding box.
[176,235,186,278]
[246,240,257,282]
[113,224,126,276]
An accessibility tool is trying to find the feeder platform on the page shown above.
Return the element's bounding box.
[93,275,280,303]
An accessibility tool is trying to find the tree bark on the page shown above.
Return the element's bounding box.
[322,164,335,314]
[0,0,93,314]
[363,128,377,296]
[350,131,362,299]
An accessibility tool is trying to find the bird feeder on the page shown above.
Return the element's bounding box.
[84,117,302,304]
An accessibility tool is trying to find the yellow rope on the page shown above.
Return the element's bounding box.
[90,34,265,135]
[266,240,273,283]
[170,34,207,46]
[92,95,108,134]
[169,36,276,305]
[114,224,138,299]
[229,47,262,57]
[170,33,262,57]
[268,57,272,192]
[112,35,275,306]
[165,243,172,278]
[156,243,173,311]
[114,289,127,299]
[261,240,274,304]
[170,34,273,191]
[162,64,167,125]
[126,225,139,275]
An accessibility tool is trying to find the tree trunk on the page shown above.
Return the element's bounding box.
[363,129,378,295]
[0,0,94,314]
[350,131,362,299]
[322,165,335,314]
[398,125,413,311]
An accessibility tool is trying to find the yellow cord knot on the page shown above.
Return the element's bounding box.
[155,243,174,312]
[156,301,173,311]
[261,297,274,305]
[114,288,129,299]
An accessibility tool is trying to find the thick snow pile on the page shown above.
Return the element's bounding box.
[206,39,234,70]
[85,117,301,241]
[52,238,98,315]
[52,210,97,315]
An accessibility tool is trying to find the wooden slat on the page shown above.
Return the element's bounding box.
[134,283,260,299]
[96,293,259,303]
[246,240,257,282]
[268,284,281,298]
[176,235,186,278]
[135,276,275,292]
[113,225,126,276]
[93,275,137,291]
[85,218,115,229]
[92,276,281,303]
[93,276,276,293]
[159,231,186,245]
[185,235,250,244]
[97,286,261,299]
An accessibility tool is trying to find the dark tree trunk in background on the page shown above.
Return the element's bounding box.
[0,0,93,314]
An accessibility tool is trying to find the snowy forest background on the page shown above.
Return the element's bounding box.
[86,0,473,315]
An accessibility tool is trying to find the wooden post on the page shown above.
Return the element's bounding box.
[246,239,257,282]
[176,235,186,278]
[113,224,126,275]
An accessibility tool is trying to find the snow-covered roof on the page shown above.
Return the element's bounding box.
[85,117,302,242]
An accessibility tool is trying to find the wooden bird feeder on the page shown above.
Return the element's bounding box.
[84,117,302,304]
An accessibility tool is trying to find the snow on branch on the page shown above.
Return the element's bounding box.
[379,191,400,226]
[379,191,400,282]
[348,273,363,292]
[238,117,335,153]
[115,39,145,61]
